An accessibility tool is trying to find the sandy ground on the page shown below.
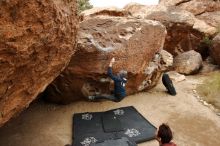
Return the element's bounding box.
[0,75,220,146]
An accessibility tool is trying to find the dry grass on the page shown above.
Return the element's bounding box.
[197,72,220,110]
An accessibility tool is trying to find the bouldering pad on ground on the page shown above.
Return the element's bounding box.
[73,106,156,146]
[90,137,137,146]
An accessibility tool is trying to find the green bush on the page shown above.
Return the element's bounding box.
[77,0,93,13]
[202,36,212,47]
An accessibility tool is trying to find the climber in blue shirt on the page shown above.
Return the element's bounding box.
[88,58,127,102]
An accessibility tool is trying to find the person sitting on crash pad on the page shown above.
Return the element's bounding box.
[156,123,177,146]
[88,57,127,102]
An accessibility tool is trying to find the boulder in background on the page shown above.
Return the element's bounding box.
[173,50,203,75]
[126,4,217,58]
[45,16,168,103]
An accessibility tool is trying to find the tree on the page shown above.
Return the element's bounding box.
[77,0,93,13]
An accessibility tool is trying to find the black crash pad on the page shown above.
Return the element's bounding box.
[73,106,156,146]
[90,137,137,146]
[102,111,124,132]
[162,73,177,96]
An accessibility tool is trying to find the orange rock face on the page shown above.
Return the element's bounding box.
[0,0,77,126]
[45,17,168,103]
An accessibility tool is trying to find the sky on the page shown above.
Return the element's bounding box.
[90,0,159,8]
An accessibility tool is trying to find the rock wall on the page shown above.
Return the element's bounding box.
[159,0,220,15]
[45,16,169,103]
[159,0,220,28]
[0,0,77,126]
[197,11,220,28]
[126,4,217,58]
[159,0,220,65]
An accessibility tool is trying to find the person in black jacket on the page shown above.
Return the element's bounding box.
[88,57,127,102]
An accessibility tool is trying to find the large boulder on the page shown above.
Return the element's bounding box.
[0,0,77,126]
[159,0,191,6]
[173,50,203,75]
[159,0,220,15]
[79,7,131,21]
[210,33,220,65]
[159,0,220,28]
[126,4,217,57]
[197,11,220,28]
[123,2,147,15]
[45,17,168,103]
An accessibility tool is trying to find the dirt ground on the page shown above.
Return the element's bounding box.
[0,75,220,146]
